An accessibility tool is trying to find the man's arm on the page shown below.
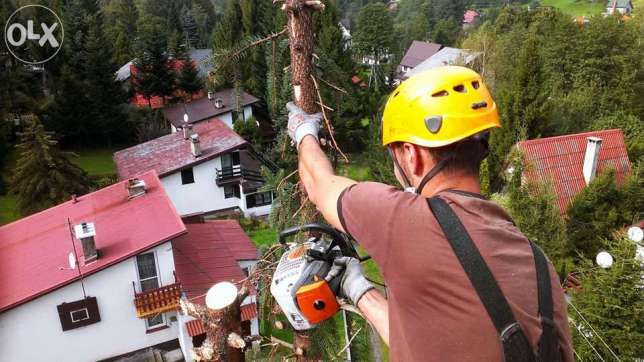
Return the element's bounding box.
[298,135,356,232]
[358,290,390,345]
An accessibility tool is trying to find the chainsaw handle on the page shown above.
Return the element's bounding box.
[278,223,358,258]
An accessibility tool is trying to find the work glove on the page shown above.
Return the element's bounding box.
[324,256,375,305]
[286,101,322,147]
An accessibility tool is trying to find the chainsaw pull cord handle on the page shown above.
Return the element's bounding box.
[278,223,359,258]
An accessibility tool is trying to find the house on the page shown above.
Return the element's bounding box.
[0,171,261,362]
[463,10,481,29]
[174,219,259,357]
[164,89,260,131]
[339,21,352,50]
[516,129,632,214]
[114,120,275,218]
[0,171,186,362]
[605,0,633,15]
[404,47,482,79]
[397,41,443,79]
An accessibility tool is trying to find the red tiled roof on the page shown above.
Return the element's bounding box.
[0,171,186,312]
[114,120,247,180]
[517,129,631,213]
[163,89,260,128]
[463,10,480,24]
[130,59,204,109]
[185,303,257,337]
[400,41,443,68]
[172,221,258,305]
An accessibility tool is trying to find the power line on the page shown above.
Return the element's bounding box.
[571,318,606,361]
[568,301,621,361]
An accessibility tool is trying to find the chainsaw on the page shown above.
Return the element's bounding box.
[270,223,363,330]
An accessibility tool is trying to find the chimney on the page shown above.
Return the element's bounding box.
[214,98,224,109]
[127,178,146,199]
[190,133,202,157]
[74,222,98,263]
[207,91,214,100]
[183,124,193,140]
[582,136,602,185]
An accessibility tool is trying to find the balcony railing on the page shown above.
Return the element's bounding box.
[216,165,264,185]
[132,282,182,318]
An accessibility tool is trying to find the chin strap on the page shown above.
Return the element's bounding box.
[415,157,450,195]
[388,147,414,192]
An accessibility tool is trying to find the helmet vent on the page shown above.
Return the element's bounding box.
[453,84,466,93]
[472,81,480,89]
[432,90,448,97]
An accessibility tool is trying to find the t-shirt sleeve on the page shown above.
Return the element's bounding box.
[337,181,408,274]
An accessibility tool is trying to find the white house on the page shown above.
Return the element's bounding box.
[403,47,482,80]
[164,88,260,131]
[114,120,275,218]
[605,0,633,15]
[0,171,260,362]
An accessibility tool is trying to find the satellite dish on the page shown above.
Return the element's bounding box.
[68,252,77,269]
[596,251,613,269]
[627,226,643,243]
[183,113,189,123]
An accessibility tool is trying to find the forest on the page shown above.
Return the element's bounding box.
[0,0,642,360]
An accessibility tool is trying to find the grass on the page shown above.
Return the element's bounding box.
[540,0,606,16]
[246,226,278,247]
[67,148,117,176]
[338,153,372,182]
[0,194,19,225]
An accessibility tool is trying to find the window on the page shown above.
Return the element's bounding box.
[57,297,100,331]
[246,191,273,208]
[181,168,195,184]
[146,313,166,330]
[221,151,240,169]
[224,185,240,199]
[136,253,160,292]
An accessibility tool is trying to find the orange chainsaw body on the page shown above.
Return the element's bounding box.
[295,280,340,324]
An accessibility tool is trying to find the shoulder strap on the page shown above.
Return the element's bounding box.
[530,242,561,361]
[427,197,517,334]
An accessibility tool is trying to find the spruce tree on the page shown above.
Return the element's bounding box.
[11,117,91,215]
[134,29,176,107]
[104,0,139,65]
[176,56,204,98]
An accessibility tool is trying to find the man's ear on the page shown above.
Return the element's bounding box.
[402,143,425,177]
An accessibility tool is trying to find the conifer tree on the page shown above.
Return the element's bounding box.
[11,117,91,215]
[177,56,204,98]
[134,28,176,107]
[104,0,139,65]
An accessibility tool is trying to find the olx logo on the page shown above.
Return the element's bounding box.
[4,5,64,64]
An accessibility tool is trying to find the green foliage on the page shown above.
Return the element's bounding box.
[353,3,394,59]
[430,17,461,46]
[592,111,643,161]
[10,117,91,216]
[176,56,204,96]
[566,167,643,261]
[104,0,138,65]
[364,117,397,186]
[569,233,644,360]
[233,116,263,149]
[133,27,176,106]
[506,157,569,270]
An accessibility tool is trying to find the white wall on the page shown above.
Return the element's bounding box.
[162,157,240,216]
[218,106,253,129]
[239,188,272,218]
[0,242,180,362]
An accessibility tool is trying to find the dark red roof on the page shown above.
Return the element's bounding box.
[114,120,247,180]
[172,220,258,304]
[400,41,443,68]
[163,89,260,128]
[129,59,204,109]
[0,171,186,312]
[463,10,480,24]
[517,129,631,213]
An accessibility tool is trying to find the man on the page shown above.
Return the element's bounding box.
[286,66,573,361]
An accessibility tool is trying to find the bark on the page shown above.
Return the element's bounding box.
[180,282,247,362]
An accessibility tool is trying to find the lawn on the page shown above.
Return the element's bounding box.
[68,148,117,176]
[337,153,372,182]
[0,194,19,225]
[541,0,606,16]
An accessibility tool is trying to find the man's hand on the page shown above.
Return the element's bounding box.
[325,256,375,305]
[286,102,322,147]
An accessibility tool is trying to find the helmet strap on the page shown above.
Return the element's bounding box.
[388,146,414,191]
[415,157,449,195]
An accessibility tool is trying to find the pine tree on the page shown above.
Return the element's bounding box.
[176,56,204,97]
[181,5,200,49]
[353,3,394,90]
[11,117,91,215]
[134,28,176,107]
[104,0,139,65]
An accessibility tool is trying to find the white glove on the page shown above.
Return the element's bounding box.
[286,102,322,147]
[324,256,375,305]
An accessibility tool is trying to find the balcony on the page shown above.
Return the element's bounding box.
[216,165,264,186]
[132,282,182,318]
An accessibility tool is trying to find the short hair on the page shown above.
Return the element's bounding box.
[426,137,489,176]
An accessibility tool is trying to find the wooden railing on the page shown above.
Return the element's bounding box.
[216,165,264,184]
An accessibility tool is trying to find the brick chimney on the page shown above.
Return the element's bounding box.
[190,133,202,157]
[582,137,602,185]
[74,222,98,263]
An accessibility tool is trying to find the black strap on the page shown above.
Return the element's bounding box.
[416,158,449,195]
[427,197,517,333]
[530,242,561,361]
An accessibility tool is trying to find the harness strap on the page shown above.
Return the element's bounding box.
[530,242,561,361]
[427,197,517,333]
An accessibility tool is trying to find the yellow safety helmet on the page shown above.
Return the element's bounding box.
[382,66,500,148]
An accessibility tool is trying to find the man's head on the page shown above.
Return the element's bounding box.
[382,66,499,194]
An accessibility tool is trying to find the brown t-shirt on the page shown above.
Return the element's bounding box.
[338,182,574,362]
